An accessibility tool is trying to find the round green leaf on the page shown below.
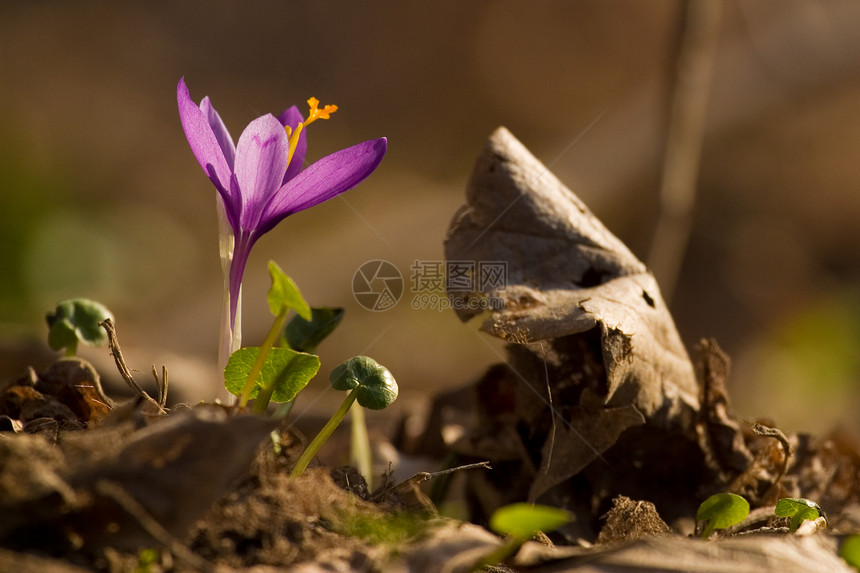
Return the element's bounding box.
[45,299,114,352]
[697,493,749,531]
[775,498,822,532]
[356,378,398,410]
[775,497,821,518]
[225,346,319,402]
[489,503,571,539]
[267,260,311,320]
[284,307,344,353]
[839,534,860,569]
[329,356,398,410]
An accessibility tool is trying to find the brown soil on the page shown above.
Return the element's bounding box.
[1,354,860,573]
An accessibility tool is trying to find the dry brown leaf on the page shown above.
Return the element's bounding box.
[69,407,278,547]
[442,127,706,532]
[514,534,853,573]
[529,403,645,501]
[0,358,113,430]
[445,126,699,426]
[0,407,278,553]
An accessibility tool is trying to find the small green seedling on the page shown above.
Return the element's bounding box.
[135,548,159,573]
[228,261,315,411]
[775,497,825,533]
[291,356,397,477]
[840,534,860,570]
[225,346,320,412]
[697,493,749,539]
[284,307,345,353]
[45,298,114,356]
[472,503,571,571]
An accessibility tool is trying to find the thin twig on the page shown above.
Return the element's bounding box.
[373,461,492,502]
[162,365,169,408]
[647,0,723,301]
[99,319,166,414]
[531,341,556,503]
[417,461,493,481]
[95,480,215,573]
[151,365,169,408]
[753,422,792,499]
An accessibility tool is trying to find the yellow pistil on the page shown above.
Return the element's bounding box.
[285,97,338,171]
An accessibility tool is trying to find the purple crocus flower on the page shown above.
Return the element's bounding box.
[177,78,386,363]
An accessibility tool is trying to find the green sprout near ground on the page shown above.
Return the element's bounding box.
[135,548,159,573]
[471,503,571,571]
[225,261,320,412]
[840,534,860,570]
[697,493,749,539]
[45,298,114,356]
[775,497,825,533]
[291,356,397,477]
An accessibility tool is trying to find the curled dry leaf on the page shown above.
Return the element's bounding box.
[444,127,702,530]
[0,358,113,431]
[695,338,753,481]
[445,126,699,424]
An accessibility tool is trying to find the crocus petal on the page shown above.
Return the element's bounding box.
[257,137,387,235]
[277,106,307,183]
[233,114,291,232]
[200,96,236,169]
[177,79,235,209]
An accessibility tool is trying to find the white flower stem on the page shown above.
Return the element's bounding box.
[216,196,241,401]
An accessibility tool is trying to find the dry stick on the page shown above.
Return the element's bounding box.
[753,422,792,499]
[95,480,216,573]
[99,319,166,414]
[409,461,493,483]
[647,0,723,302]
[161,365,169,408]
[151,365,169,408]
[530,341,556,503]
[373,461,492,502]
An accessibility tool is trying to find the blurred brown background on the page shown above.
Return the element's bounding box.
[2,1,859,434]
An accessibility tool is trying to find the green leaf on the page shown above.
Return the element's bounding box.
[136,548,159,571]
[775,498,822,532]
[697,493,749,538]
[225,346,319,402]
[840,534,860,570]
[45,299,114,353]
[329,356,398,410]
[267,260,311,320]
[284,307,344,353]
[489,503,571,539]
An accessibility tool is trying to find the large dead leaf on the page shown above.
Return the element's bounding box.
[443,127,703,525]
[0,407,277,553]
[514,533,854,573]
[445,126,699,424]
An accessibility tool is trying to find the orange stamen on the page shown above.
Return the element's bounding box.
[285,97,338,171]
